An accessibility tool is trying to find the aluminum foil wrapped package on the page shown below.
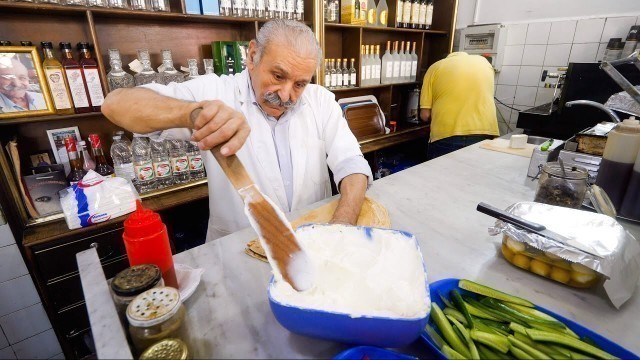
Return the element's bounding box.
[604,86,640,117]
[489,202,640,308]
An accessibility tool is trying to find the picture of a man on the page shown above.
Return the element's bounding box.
[0,56,46,113]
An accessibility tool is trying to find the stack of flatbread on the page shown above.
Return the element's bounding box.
[245,196,391,262]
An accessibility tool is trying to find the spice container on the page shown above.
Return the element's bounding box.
[111,264,163,319]
[127,287,187,353]
[534,162,588,209]
[139,338,188,360]
[501,234,602,288]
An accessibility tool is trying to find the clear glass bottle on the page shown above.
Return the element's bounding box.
[150,0,169,11]
[401,0,412,28]
[360,46,367,86]
[41,41,75,115]
[425,0,433,29]
[130,0,148,10]
[285,0,294,19]
[377,0,388,27]
[78,141,96,172]
[134,49,160,86]
[373,45,381,85]
[107,49,135,91]
[381,41,392,84]
[330,59,337,89]
[335,59,343,89]
[342,58,349,88]
[132,135,156,193]
[186,59,200,80]
[111,135,136,181]
[294,0,303,20]
[86,0,107,7]
[151,139,174,189]
[220,0,232,16]
[391,41,400,83]
[256,0,266,17]
[396,0,404,28]
[410,42,418,81]
[232,0,243,16]
[64,0,86,5]
[245,0,255,17]
[324,59,331,89]
[187,142,206,180]
[60,42,92,113]
[169,140,190,184]
[366,0,376,26]
[349,58,357,88]
[159,49,185,84]
[418,0,427,29]
[364,45,372,86]
[401,41,410,82]
[108,0,129,9]
[203,59,214,75]
[77,42,105,112]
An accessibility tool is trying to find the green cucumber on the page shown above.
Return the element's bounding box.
[566,349,597,359]
[508,335,552,360]
[444,307,468,326]
[531,322,580,339]
[485,298,566,329]
[474,317,511,333]
[431,302,472,358]
[451,289,474,328]
[478,344,512,360]
[447,315,471,343]
[510,345,535,360]
[424,324,447,350]
[513,333,568,359]
[474,319,509,337]
[439,291,455,308]
[464,296,526,325]
[502,302,566,326]
[459,279,535,308]
[442,345,466,360]
[468,337,480,360]
[470,329,510,354]
[525,329,618,360]
[509,322,529,336]
[464,300,503,321]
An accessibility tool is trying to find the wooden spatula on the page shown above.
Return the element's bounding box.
[190,108,315,291]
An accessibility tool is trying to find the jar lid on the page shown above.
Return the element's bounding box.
[588,184,617,218]
[542,162,588,180]
[139,338,188,360]
[126,287,181,327]
[111,264,162,297]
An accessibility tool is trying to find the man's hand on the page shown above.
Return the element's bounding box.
[190,100,251,156]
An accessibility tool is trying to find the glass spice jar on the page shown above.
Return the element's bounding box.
[127,287,187,354]
[111,264,164,320]
[534,162,589,209]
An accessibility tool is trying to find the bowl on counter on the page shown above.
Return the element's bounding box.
[268,224,431,348]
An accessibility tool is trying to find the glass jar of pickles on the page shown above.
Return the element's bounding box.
[501,234,601,288]
[127,287,187,353]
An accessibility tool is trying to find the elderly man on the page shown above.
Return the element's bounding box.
[0,57,46,113]
[102,19,372,241]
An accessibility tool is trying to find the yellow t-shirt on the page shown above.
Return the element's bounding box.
[420,52,499,142]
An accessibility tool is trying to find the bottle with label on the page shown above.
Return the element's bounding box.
[425,0,434,29]
[78,140,96,172]
[381,41,392,84]
[369,45,378,85]
[359,46,367,86]
[245,0,256,17]
[159,49,185,84]
[77,42,104,112]
[410,0,420,29]
[374,45,382,85]
[330,59,338,88]
[342,58,350,87]
[399,41,407,82]
[621,25,639,58]
[111,135,136,182]
[169,140,190,184]
[327,0,339,22]
[377,0,388,27]
[107,49,135,91]
[134,49,160,86]
[349,58,357,87]
[267,0,277,18]
[220,0,231,16]
[395,0,404,28]
[150,139,174,189]
[359,0,367,23]
[401,0,412,28]
[324,59,331,88]
[132,135,157,193]
[294,0,303,20]
[88,134,115,177]
[410,42,418,81]
[276,0,285,18]
[364,45,372,85]
[203,59,215,74]
[418,0,427,29]
[403,41,411,82]
[187,141,206,180]
[366,0,376,26]
[232,0,243,16]
[595,116,640,210]
[226,55,236,75]
[186,59,200,80]
[285,0,295,19]
[335,59,343,89]
[60,42,92,113]
[391,41,401,83]
[64,136,88,185]
[40,42,75,115]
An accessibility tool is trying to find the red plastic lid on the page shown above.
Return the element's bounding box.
[123,200,164,239]
[88,134,102,149]
[64,136,77,153]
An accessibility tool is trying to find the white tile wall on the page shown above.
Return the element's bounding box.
[514,86,537,107]
[535,87,556,107]
[0,225,15,248]
[0,275,40,317]
[574,18,606,43]
[596,42,608,62]
[548,20,577,44]
[0,303,52,344]
[0,245,28,284]
[496,66,520,85]
[507,24,528,45]
[11,329,61,359]
[569,43,599,63]
[521,45,546,66]
[0,347,16,360]
[518,66,543,87]
[503,45,524,65]
[544,44,571,66]
[600,16,637,42]
[496,85,516,103]
[525,22,551,45]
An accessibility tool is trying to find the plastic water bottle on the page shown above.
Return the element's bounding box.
[168,140,190,184]
[187,141,206,180]
[132,135,156,193]
[150,139,174,189]
[110,135,135,182]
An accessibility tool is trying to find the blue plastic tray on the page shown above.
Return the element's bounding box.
[333,346,418,360]
[420,278,638,360]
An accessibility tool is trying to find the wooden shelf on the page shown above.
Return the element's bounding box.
[358,123,429,154]
[0,111,104,126]
[329,81,421,92]
[325,22,448,35]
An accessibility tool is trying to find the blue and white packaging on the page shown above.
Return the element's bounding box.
[59,170,139,230]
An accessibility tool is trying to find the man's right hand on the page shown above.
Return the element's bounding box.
[190,100,251,156]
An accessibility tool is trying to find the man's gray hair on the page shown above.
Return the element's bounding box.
[254,19,322,66]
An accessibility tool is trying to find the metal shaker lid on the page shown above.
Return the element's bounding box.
[111,264,162,297]
[126,286,181,327]
[139,338,188,360]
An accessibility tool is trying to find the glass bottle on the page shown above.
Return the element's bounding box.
[377,0,388,27]
[78,140,96,172]
[159,49,185,84]
[328,0,339,22]
[401,0,412,28]
[65,136,88,185]
[360,46,367,86]
[256,0,266,17]
[187,142,206,180]
[132,135,156,193]
[335,59,343,89]
[87,0,107,7]
[294,0,303,20]
[89,134,115,177]
[150,0,169,11]
[364,45,372,86]
[130,0,148,10]
[276,0,285,18]
[186,59,200,80]
[324,59,331,89]
[232,0,243,17]
[0,41,12,46]
[366,0,376,26]
[41,41,75,115]
[203,59,215,74]
[77,42,105,112]
[342,58,349,88]
[400,41,408,82]
[396,0,404,28]
[349,58,356,88]
[381,41,392,84]
[134,49,159,86]
[418,0,427,30]
[245,0,255,17]
[64,0,86,5]
[108,0,129,9]
[391,41,400,83]
[372,45,381,85]
[220,0,231,16]
[330,59,337,89]
[169,140,190,184]
[410,42,418,81]
[425,0,433,29]
[151,139,174,189]
[111,135,136,181]
[60,42,92,113]
[107,49,135,91]
[410,0,420,29]
[267,0,276,18]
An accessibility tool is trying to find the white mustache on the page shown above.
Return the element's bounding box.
[264,91,296,109]
[1,84,28,92]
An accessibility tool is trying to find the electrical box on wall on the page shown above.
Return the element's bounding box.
[459,24,507,72]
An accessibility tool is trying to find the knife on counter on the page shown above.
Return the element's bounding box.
[477,202,603,258]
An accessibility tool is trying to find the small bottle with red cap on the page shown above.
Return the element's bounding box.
[88,134,115,177]
[123,201,178,289]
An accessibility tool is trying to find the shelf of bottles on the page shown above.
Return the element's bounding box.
[219,0,304,20]
[6,0,172,12]
[395,0,433,29]
[324,40,417,90]
[324,0,433,30]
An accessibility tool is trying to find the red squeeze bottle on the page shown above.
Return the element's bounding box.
[123,200,179,289]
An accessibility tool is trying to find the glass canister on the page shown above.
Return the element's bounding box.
[139,338,189,359]
[111,264,164,320]
[127,287,187,354]
[534,162,588,209]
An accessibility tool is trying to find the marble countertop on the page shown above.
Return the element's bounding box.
[90,142,640,358]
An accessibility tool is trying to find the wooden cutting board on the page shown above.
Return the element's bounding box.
[479,138,535,158]
[245,196,391,261]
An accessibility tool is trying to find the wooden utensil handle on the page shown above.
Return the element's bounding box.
[190,107,253,191]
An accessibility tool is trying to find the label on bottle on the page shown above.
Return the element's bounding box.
[277,0,285,11]
[154,160,172,178]
[44,68,73,110]
[373,64,380,79]
[350,73,356,85]
[115,163,135,180]
[365,65,371,80]
[426,3,433,27]
[411,2,420,25]
[360,0,366,21]
[83,68,104,107]
[361,65,366,80]
[419,2,427,25]
[406,61,412,77]
[325,73,331,87]
[367,8,377,25]
[171,156,189,174]
[343,74,350,87]
[411,60,417,76]
[337,73,343,85]
[64,69,90,108]
[396,0,404,23]
[134,161,155,181]
[392,61,400,78]
[330,73,337,87]
[400,61,406,78]
[380,10,387,26]
[402,2,412,24]
[189,154,204,170]
[385,62,393,78]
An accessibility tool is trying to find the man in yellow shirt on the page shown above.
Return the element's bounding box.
[419,52,499,160]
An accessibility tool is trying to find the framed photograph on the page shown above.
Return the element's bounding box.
[0,46,55,119]
[29,152,53,168]
[46,126,81,175]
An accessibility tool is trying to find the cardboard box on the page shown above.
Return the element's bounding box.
[22,164,68,216]
[341,0,366,25]
[201,0,220,15]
